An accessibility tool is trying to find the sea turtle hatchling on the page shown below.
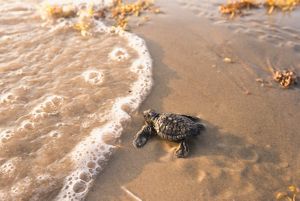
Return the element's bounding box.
[133,109,205,158]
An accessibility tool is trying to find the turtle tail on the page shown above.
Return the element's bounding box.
[194,123,206,136]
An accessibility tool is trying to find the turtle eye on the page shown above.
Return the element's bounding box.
[143,110,151,117]
[148,110,156,117]
[143,109,156,122]
[143,112,149,119]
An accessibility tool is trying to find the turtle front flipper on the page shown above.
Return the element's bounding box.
[175,140,189,158]
[133,125,155,148]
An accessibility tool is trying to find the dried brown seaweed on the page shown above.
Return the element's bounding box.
[45,4,77,18]
[219,0,300,17]
[219,0,260,17]
[273,69,298,88]
[276,185,299,201]
[264,0,300,14]
[44,0,161,34]
[111,0,161,30]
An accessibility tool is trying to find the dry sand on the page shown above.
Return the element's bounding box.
[86,1,300,200]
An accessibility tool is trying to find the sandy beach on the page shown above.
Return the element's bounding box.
[0,0,300,200]
[87,1,300,201]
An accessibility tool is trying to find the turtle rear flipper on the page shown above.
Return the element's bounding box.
[175,140,189,158]
[196,122,206,131]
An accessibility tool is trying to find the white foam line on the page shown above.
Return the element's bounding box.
[121,186,143,201]
[43,0,114,7]
[52,2,153,201]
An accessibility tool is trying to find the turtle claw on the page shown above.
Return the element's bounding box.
[175,148,188,158]
[133,124,155,148]
[175,140,189,158]
[133,135,148,148]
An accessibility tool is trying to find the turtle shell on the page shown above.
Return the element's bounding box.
[152,113,202,141]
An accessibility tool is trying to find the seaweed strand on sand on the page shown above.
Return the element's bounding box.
[219,0,300,17]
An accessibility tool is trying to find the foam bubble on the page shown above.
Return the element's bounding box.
[81,70,104,86]
[31,95,64,118]
[36,174,52,182]
[19,120,35,131]
[0,35,12,42]
[10,176,33,198]
[0,158,19,177]
[48,130,62,138]
[109,47,130,61]
[0,128,14,143]
[79,172,91,182]
[0,190,8,201]
[0,92,17,104]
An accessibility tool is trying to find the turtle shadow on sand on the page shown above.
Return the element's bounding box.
[133,120,293,200]
[140,119,280,163]
[188,122,279,163]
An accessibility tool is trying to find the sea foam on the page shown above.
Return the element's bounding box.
[0,0,153,199]
[40,1,154,200]
[56,25,152,201]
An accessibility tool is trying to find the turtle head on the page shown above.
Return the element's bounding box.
[143,109,159,124]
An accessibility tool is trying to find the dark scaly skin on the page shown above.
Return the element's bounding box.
[134,109,205,158]
[151,113,204,141]
[133,124,156,148]
[175,140,189,158]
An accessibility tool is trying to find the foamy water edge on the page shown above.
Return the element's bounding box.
[38,2,154,200]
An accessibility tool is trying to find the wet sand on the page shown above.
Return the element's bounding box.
[87,1,300,200]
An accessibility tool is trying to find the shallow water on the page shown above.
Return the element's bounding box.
[0,0,152,200]
[177,0,300,52]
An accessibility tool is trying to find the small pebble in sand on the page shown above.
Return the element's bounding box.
[265,144,272,149]
[223,57,233,63]
[279,162,289,168]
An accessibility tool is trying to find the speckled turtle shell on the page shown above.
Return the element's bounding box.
[144,111,204,142]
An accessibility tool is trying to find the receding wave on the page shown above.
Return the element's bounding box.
[0,0,152,200]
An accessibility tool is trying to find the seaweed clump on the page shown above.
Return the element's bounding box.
[276,185,299,201]
[72,6,95,36]
[219,0,300,17]
[264,0,300,13]
[43,3,96,36]
[111,0,161,30]
[273,69,298,88]
[219,0,260,17]
[45,4,77,18]
[43,0,161,35]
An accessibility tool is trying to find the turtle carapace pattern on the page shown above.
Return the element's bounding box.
[133,109,205,158]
